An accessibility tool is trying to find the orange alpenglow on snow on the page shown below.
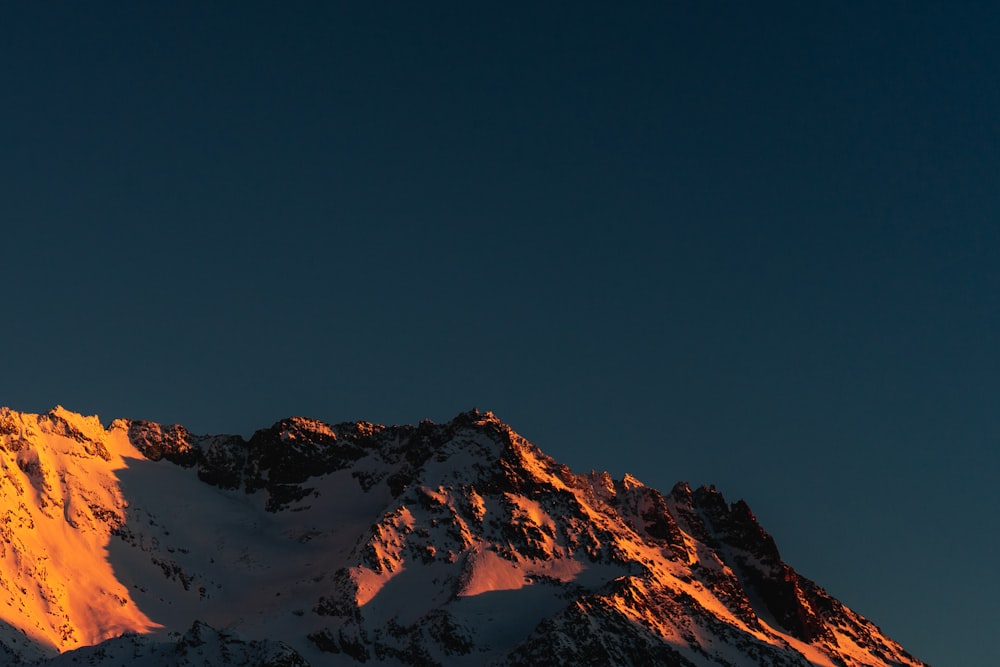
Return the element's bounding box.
[0,406,930,666]
[0,407,160,657]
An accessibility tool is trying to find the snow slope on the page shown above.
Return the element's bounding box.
[0,406,930,666]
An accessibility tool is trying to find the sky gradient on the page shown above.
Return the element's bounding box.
[2,4,998,664]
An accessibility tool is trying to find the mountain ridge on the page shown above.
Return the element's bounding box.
[0,405,928,666]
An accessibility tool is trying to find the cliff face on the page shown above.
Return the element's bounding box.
[0,406,928,666]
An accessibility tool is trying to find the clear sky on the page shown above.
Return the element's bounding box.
[2,3,997,664]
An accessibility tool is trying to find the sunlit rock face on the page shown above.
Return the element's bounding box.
[0,406,929,667]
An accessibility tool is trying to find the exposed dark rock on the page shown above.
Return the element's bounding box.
[126,421,200,466]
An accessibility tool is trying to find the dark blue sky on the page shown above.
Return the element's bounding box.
[3,3,998,664]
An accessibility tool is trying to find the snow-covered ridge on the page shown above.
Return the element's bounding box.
[0,406,929,666]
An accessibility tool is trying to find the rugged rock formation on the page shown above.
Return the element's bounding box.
[0,406,928,666]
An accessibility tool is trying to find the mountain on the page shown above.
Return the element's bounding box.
[0,405,928,666]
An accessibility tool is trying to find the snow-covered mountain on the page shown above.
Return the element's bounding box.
[0,406,928,666]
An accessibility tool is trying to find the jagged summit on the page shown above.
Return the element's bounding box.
[0,405,928,666]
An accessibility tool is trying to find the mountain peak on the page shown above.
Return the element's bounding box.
[0,405,929,666]
[620,472,645,489]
